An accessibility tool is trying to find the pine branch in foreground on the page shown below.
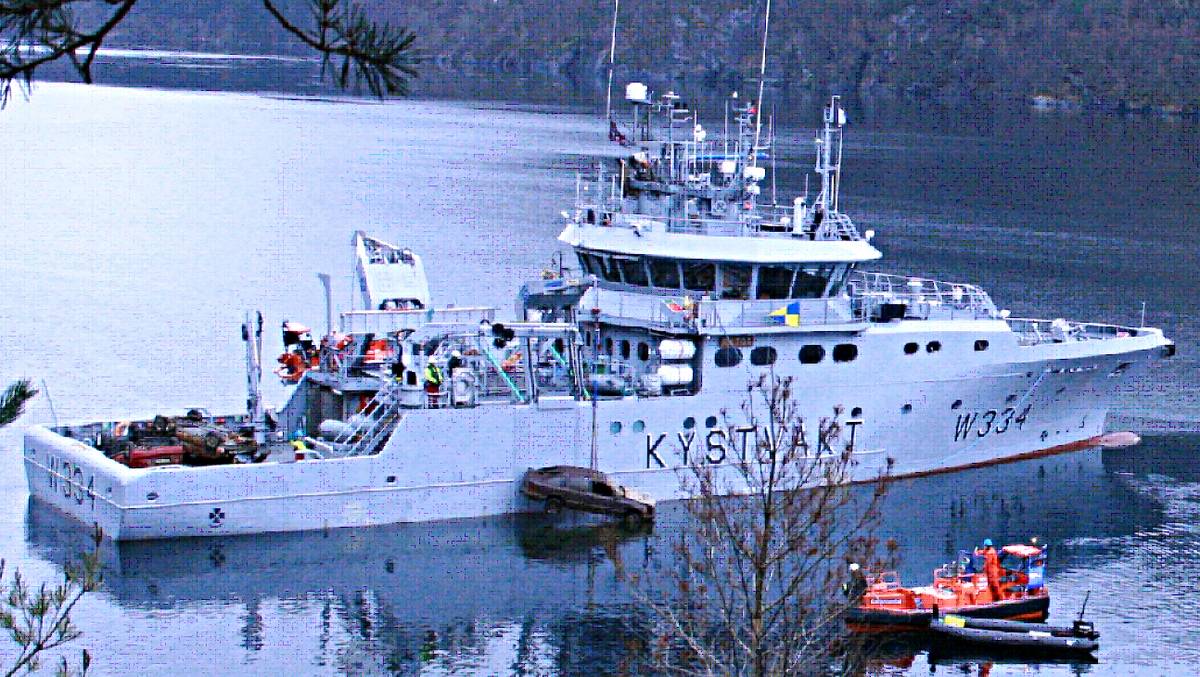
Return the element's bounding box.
[0,0,419,105]
[0,379,38,428]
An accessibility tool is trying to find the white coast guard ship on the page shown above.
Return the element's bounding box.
[24,91,1173,540]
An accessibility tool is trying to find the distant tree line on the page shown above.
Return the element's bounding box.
[87,0,1200,109]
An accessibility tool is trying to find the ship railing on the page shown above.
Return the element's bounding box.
[1006,318,1147,346]
[326,378,408,457]
[573,202,862,242]
[847,272,1000,321]
[583,287,859,330]
[339,306,495,336]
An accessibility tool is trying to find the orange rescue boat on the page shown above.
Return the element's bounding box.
[847,542,1049,632]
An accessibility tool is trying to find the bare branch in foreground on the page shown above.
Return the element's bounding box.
[628,374,896,676]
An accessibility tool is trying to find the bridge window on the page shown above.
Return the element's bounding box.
[620,340,631,359]
[617,256,649,286]
[648,257,681,289]
[827,264,855,297]
[578,252,603,277]
[793,265,833,298]
[604,337,614,355]
[637,342,650,361]
[750,346,777,366]
[715,346,742,367]
[756,265,795,300]
[719,263,753,300]
[598,255,622,283]
[683,261,715,292]
[799,344,825,364]
[832,344,858,362]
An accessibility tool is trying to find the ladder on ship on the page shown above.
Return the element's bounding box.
[331,379,407,457]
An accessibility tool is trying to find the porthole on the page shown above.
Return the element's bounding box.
[637,342,650,361]
[750,346,777,366]
[926,341,942,353]
[705,415,718,429]
[620,340,631,359]
[850,407,863,418]
[610,421,622,435]
[715,346,742,367]
[903,342,919,355]
[683,416,696,429]
[146,492,159,502]
[951,399,963,410]
[632,420,645,433]
[386,475,397,484]
[832,344,858,363]
[1005,393,1018,403]
[799,344,825,364]
[974,339,989,352]
[901,403,913,414]
[1055,386,1066,395]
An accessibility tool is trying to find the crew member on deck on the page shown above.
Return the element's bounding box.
[980,538,1003,601]
[391,345,406,381]
[424,361,444,408]
[843,562,868,603]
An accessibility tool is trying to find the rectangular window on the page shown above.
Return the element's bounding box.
[826,264,854,296]
[792,265,832,298]
[720,263,753,300]
[579,253,603,277]
[756,265,795,299]
[599,255,623,283]
[617,257,649,286]
[648,257,681,289]
[682,261,715,292]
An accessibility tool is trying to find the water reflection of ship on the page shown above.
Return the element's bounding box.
[23,443,1167,672]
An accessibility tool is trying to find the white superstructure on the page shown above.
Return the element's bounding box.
[24,95,1173,540]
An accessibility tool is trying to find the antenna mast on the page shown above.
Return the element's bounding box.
[817,95,845,212]
[604,0,621,122]
[751,0,771,166]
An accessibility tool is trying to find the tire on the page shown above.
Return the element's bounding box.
[545,497,564,514]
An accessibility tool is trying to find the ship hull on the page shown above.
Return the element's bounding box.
[23,336,1168,540]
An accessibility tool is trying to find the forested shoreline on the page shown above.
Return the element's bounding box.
[94,1,1200,111]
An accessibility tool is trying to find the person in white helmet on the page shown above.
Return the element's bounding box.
[843,562,867,602]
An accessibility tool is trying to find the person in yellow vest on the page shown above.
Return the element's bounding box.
[424,361,444,408]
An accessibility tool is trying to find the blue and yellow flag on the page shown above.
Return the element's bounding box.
[767,302,802,327]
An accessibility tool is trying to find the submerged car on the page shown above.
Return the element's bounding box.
[521,466,655,522]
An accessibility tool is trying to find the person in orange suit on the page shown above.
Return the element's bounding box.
[981,539,1003,601]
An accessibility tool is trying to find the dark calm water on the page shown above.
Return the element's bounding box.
[2,56,1198,675]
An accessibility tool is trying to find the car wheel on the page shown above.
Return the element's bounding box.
[545,497,564,514]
